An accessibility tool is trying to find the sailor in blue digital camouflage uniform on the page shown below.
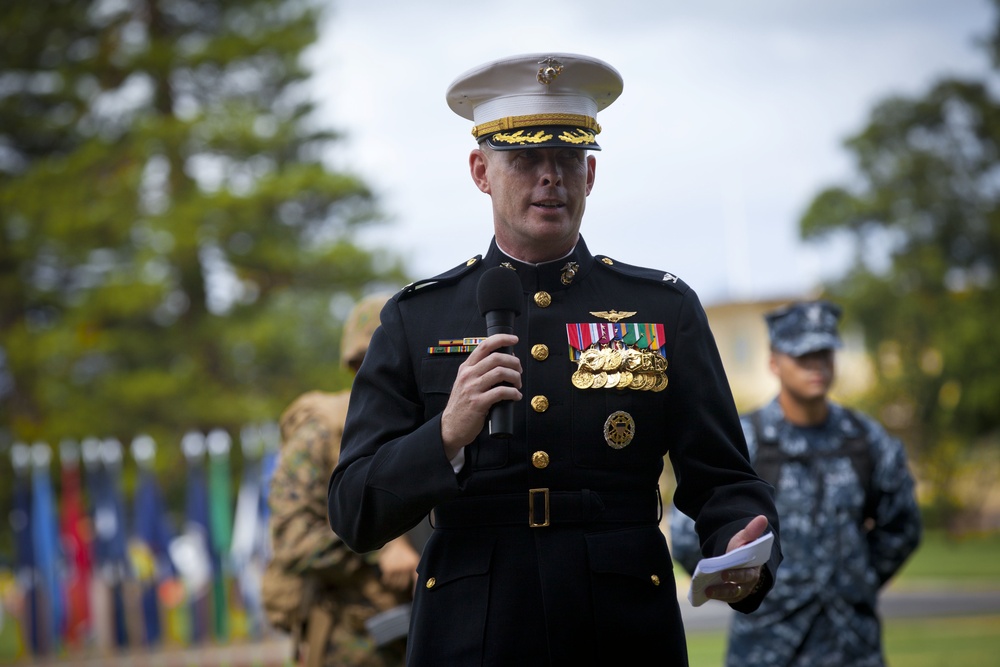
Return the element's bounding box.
[328,52,783,666]
[671,300,922,667]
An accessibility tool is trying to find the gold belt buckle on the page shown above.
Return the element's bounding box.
[528,488,550,527]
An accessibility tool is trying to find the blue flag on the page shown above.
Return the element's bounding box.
[258,422,280,562]
[11,443,39,655]
[31,443,65,655]
[99,439,130,649]
[130,435,175,647]
[180,431,212,645]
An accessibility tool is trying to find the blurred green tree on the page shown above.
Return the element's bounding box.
[798,2,1000,530]
[0,0,407,525]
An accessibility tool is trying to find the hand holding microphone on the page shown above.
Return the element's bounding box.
[476,267,522,438]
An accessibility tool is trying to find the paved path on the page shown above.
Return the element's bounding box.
[680,585,1000,631]
[20,587,1000,665]
[19,636,295,667]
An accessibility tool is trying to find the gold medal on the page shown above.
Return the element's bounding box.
[617,370,633,389]
[581,348,604,372]
[604,349,623,372]
[628,372,646,390]
[591,372,608,389]
[604,371,620,388]
[652,373,669,392]
[571,369,595,389]
[640,350,654,371]
[623,348,642,372]
[603,411,635,449]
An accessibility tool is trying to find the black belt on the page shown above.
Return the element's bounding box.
[432,489,661,528]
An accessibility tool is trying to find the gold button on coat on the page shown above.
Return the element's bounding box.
[531,344,549,361]
[532,451,550,469]
[425,577,436,589]
[530,395,549,412]
[533,291,552,308]
[650,574,661,586]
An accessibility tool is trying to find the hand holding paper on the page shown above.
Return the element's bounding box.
[687,531,774,607]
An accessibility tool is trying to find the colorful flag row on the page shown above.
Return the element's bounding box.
[2,423,280,660]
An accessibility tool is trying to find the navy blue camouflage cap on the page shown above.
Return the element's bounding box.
[765,300,843,357]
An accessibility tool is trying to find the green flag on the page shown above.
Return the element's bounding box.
[206,429,233,641]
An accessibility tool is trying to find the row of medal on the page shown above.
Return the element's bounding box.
[571,345,669,392]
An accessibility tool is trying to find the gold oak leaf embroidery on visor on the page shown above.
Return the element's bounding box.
[491,130,554,145]
[557,129,597,145]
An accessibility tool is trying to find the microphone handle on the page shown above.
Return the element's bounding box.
[485,311,515,438]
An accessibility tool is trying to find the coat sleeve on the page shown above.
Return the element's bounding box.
[327,297,462,554]
[662,289,782,613]
[864,417,922,586]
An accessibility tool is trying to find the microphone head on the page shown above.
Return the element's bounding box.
[477,266,522,316]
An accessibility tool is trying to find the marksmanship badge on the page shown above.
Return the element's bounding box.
[604,411,635,449]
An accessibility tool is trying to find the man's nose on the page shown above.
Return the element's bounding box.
[539,158,563,186]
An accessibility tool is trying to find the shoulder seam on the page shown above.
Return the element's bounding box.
[399,255,482,300]
[594,255,688,293]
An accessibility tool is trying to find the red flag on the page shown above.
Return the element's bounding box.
[59,440,92,648]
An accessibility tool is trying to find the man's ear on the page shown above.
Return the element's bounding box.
[585,153,596,196]
[768,351,780,377]
[470,149,490,194]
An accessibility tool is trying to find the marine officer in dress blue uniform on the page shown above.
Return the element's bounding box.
[671,300,922,667]
[328,52,783,666]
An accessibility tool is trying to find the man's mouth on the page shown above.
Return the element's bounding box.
[533,200,565,209]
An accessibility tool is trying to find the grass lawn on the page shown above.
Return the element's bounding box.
[684,529,1000,666]
[894,529,1000,585]
[686,615,1000,667]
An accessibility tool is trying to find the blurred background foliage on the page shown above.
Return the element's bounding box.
[799,0,1000,532]
[1,0,999,558]
[0,0,408,552]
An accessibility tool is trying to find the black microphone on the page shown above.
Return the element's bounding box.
[476,266,522,438]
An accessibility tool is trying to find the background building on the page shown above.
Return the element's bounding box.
[705,297,873,413]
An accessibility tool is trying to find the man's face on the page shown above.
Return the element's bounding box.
[770,348,835,403]
[470,146,596,263]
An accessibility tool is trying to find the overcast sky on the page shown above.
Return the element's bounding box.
[305,0,995,307]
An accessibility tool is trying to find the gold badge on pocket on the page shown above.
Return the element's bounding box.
[603,411,635,449]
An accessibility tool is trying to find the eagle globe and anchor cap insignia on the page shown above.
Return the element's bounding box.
[537,57,564,85]
[603,411,635,449]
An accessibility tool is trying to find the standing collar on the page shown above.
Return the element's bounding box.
[482,235,596,291]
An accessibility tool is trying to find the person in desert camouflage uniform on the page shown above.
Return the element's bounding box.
[267,293,426,667]
[671,300,922,667]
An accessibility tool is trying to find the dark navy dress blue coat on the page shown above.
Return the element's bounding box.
[329,236,781,666]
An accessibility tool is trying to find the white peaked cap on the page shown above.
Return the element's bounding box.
[446,53,623,151]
